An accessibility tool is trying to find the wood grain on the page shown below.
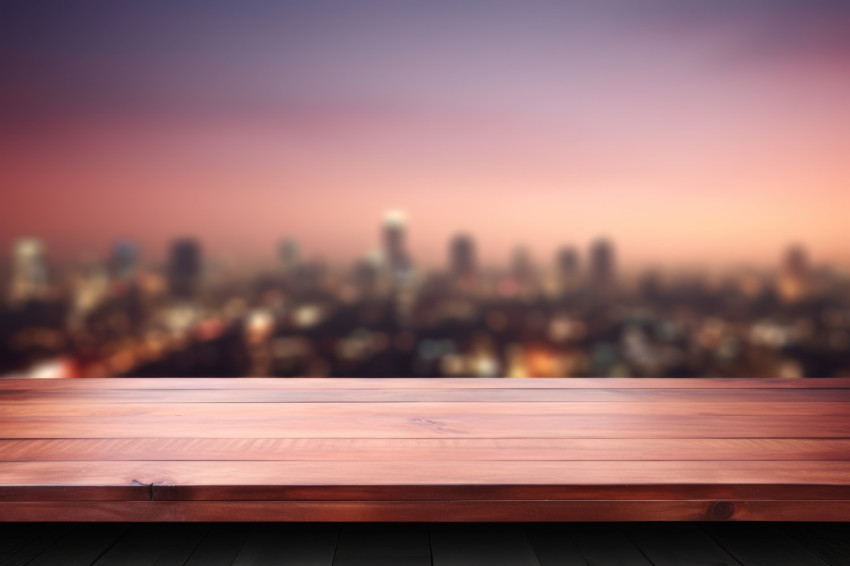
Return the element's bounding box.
[3,500,850,522]
[1,377,849,522]
[4,459,850,488]
[5,388,850,404]
[4,438,849,462]
[3,414,849,438]
[7,400,850,417]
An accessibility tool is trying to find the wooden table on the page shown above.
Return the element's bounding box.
[1,377,849,522]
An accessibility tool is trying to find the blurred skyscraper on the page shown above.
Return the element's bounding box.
[9,238,49,304]
[511,245,535,293]
[354,251,382,298]
[168,238,202,299]
[109,240,140,281]
[779,244,810,302]
[278,238,299,274]
[70,258,110,325]
[555,246,579,294]
[382,210,412,278]
[588,238,616,292]
[449,234,477,284]
[784,245,809,280]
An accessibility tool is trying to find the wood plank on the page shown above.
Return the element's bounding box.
[5,387,850,404]
[3,377,847,390]
[622,523,740,566]
[430,524,542,566]
[3,460,850,492]
[3,499,850,522]
[7,483,850,504]
[3,413,850,438]
[701,523,829,566]
[230,524,338,566]
[5,400,848,418]
[1,377,849,523]
[6,437,850,462]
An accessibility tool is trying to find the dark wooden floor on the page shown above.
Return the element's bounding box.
[2,522,850,565]
[1,377,850,522]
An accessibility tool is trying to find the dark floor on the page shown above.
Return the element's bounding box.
[1,522,849,566]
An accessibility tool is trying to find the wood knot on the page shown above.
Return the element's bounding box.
[707,501,736,520]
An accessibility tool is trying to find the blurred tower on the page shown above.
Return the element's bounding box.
[168,238,202,299]
[70,257,110,325]
[779,244,810,302]
[382,210,412,277]
[109,240,140,281]
[638,269,663,302]
[588,238,616,292]
[511,245,535,293]
[555,246,579,293]
[293,260,327,296]
[278,238,299,274]
[9,238,49,304]
[354,251,382,298]
[784,245,809,280]
[449,234,477,283]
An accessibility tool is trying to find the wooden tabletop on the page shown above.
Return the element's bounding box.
[1,377,849,522]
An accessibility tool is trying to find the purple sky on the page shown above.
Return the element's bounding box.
[2,0,849,269]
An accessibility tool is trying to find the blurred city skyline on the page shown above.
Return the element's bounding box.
[2,1,849,380]
[0,229,836,289]
[0,216,836,277]
[2,1,849,269]
[3,207,847,381]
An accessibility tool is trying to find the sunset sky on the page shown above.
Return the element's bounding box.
[1,0,849,270]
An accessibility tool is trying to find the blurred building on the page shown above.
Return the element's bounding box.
[70,259,110,325]
[278,238,299,274]
[638,269,664,302]
[109,240,140,281]
[9,238,49,304]
[555,246,579,294]
[382,210,412,280]
[168,238,202,299]
[291,260,328,297]
[4,226,850,380]
[510,245,536,295]
[588,238,616,293]
[354,255,381,298]
[449,234,477,284]
[779,244,810,302]
[784,245,809,279]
